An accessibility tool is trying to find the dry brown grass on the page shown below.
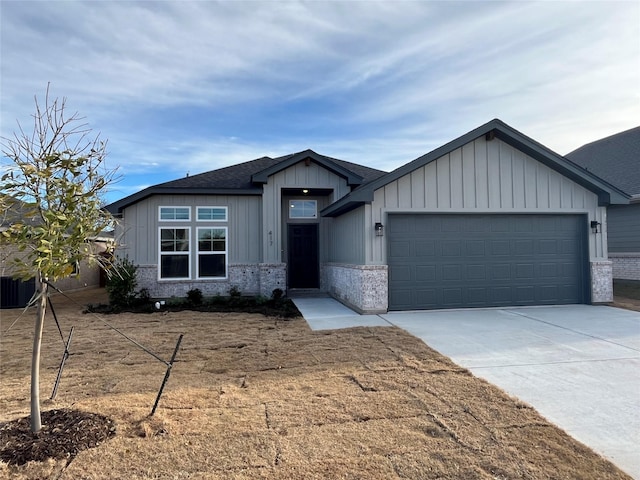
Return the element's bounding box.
[0,288,631,479]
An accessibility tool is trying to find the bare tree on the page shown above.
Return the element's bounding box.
[0,86,118,433]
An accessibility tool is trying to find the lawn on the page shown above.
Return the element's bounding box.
[0,288,631,479]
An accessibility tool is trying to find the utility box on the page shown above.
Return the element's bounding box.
[0,277,35,309]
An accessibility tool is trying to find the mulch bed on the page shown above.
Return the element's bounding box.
[0,409,116,466]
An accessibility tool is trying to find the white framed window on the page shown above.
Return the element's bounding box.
[70,262,79,277]
[159,206,190,221]
[197,227,227,278]
[159,227,190,279]
[197,206,228,222]
[289,200,317,219]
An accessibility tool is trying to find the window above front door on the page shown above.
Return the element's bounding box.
[289,199,317,219]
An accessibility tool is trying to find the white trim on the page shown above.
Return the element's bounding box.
[158,206,191,222]
[196,206,228,222]
[158,227,191,280]
[196,226,228,279]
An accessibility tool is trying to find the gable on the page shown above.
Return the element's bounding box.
[373,136,602,211]
[322,119,630,217]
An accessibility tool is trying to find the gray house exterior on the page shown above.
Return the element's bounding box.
[107,119,628,313]
[566,126,640,281]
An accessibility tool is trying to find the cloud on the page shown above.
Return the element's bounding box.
[1,0,638,205]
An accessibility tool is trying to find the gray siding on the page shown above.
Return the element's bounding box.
[368,137,608,263]
[262,161,351,263]
[328,207,365,264]
[608,203,640,253]
[117,194,262,266]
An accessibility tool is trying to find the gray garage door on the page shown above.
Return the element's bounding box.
[388,214,589,310]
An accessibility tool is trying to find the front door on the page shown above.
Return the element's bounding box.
[288,224,319,288]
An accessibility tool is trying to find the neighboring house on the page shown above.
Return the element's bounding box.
[0,196,112,308]
[566,126,640,281]
[106,119,628,313]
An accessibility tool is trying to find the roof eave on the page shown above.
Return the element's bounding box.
[491,128,630,206]
[252,150,364,186]
[105,187,263,215]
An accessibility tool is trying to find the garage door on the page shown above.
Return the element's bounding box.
[388,214,589,310]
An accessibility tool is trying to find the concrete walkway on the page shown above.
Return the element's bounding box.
[294,298,640,479]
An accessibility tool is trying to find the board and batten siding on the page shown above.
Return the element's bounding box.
[327,207,366,264]
[608,203,640,253]
[117,195,262,265]
[365,137,607,264]
[262,161,351,263]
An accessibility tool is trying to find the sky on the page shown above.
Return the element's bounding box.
[1,1,639,205]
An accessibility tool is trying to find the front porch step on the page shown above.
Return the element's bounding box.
[287,289,328,298]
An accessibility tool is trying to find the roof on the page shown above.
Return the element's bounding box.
[322,119,630,217]
[105,150,387,214]
[565,126,640,197]
[0,195,41,229]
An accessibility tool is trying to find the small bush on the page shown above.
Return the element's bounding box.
[106,257,138,309]
[229,286,241,297]
[186,288,203,306]
[271,288,284,301]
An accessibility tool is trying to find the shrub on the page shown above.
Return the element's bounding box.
[229,286,241,297]
[271,288,284,301]
[105,257,138,308]
[186,288,203,306]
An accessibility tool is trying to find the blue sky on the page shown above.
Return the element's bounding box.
[1,1,638,205]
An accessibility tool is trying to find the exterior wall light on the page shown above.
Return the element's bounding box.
[590,220,600,233]
[375,222,384,237]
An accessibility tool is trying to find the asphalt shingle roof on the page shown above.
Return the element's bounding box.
[156,152,387,190]
[565,126,640,196]
[106,151,388,213]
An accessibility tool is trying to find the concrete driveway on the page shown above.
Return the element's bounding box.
[294,298,640,479]
[382,305,640,479]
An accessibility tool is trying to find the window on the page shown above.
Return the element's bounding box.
[159,206,190,221]
[197,227,227,278]
[159,228,190,279]
[289,200,317,219]
[70,262,79,276]
[197,206,227,222]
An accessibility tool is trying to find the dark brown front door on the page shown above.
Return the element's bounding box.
[288,224,319,288]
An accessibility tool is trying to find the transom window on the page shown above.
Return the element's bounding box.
[197,206,227,222]
[197,227,227,278]
[159,206,190,221]
[289,200,317,219]
[159,228,190,279]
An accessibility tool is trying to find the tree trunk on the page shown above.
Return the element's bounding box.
[30,274,47,433]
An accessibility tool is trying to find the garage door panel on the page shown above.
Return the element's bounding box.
[442,264,463,281]
[442,241,462,256]
[389,241,411,258]
[465,240,485,256]
[514,240,534,255]
[466,264,486,280]
[388,214,588,310]
[491,240,510,255]
[415,265,436,281]
[442,288,463,305]
[390,265,412,282]
[515,286,536,302]
[415,240,436,257]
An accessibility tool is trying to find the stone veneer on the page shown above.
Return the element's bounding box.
[322,263,388,314]
[136,263,286,298]
[609,253,640,281]
[590,261,613,303]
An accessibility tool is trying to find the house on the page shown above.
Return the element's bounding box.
[106,119,629,313]
[565,127,640,281]
[0,195,112,308]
